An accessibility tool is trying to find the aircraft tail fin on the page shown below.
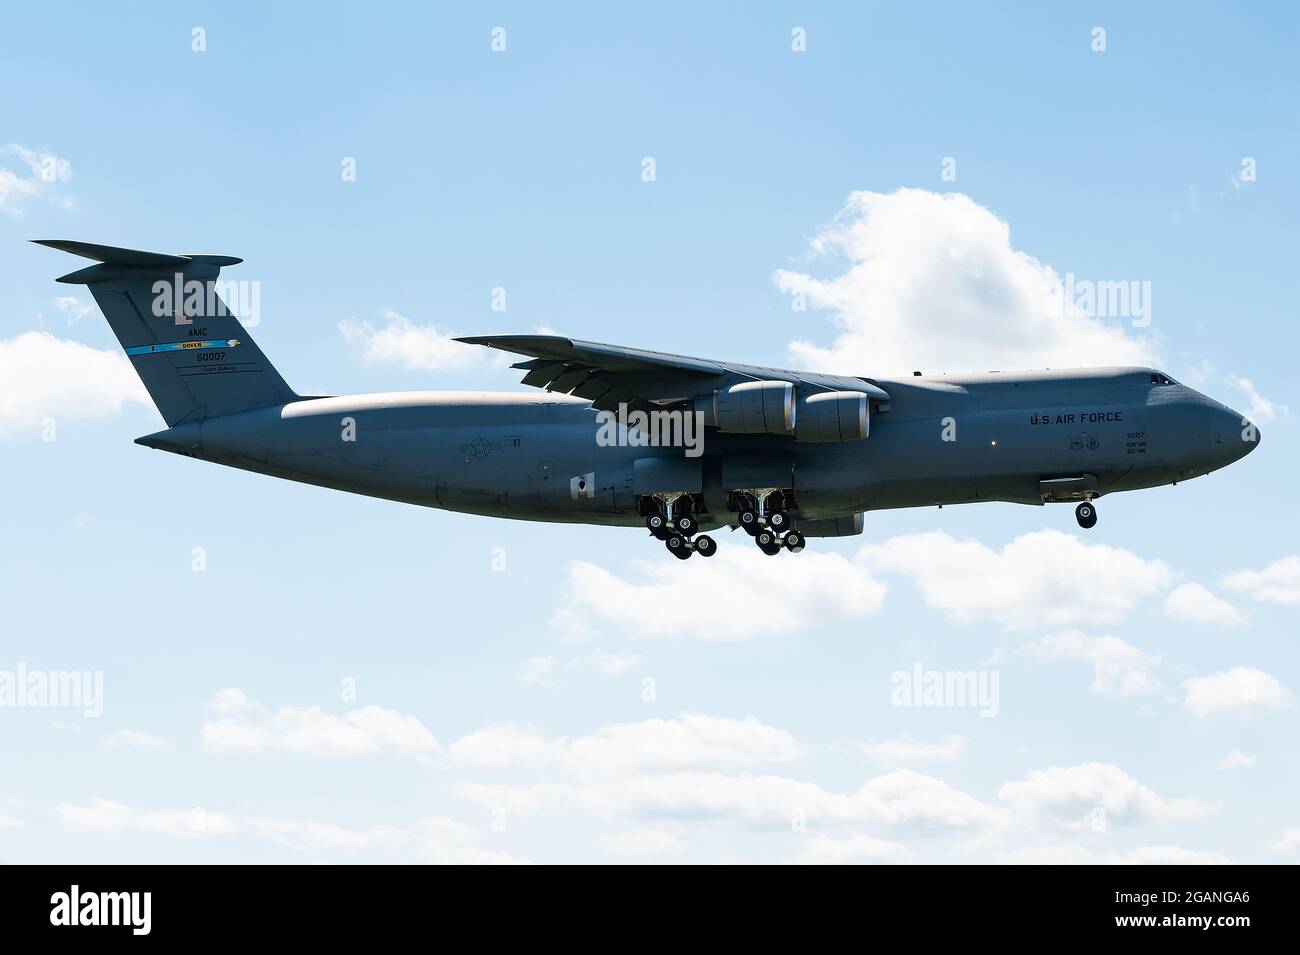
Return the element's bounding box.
[33,240,297,426]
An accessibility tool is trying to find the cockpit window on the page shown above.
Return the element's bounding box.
[1150,372,1176,385]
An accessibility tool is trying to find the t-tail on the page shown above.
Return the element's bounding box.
[33,240,297,426]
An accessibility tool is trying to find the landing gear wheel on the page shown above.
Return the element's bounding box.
[738,509,761,536]
[767,510,790,532]
[1075,502,1097,529]
[783,531,805,553]
[665,534,692,559]
[646,513,668,539]
[756,530,781,555]
[675,514,698,536]
[693,534,716,557]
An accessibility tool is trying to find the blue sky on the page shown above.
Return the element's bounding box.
[1,2,1297,862]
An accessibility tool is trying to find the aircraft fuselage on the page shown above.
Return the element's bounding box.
[138,366,1259,532]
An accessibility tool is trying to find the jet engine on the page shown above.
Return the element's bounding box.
[794,391,869,442]
[701,381,796,435]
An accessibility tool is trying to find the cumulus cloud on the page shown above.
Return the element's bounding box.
[1162,583,1246,627]
[998,763,1218,830]
[1222,556,1300,606]
[1182,667,1293,718]
[448,713,804,776]
[775,188,1157,376]
[1016,631,1161,696]
[516,656,558,687]
[1005,843,1229,865]
[339,309,482,371]
[447,714,1005,834]
[55,798,521,862]
[200,689,439,757]
[1274,829,1300,854]
[516,649,646,687]
[0,144,74,214]
[457,768,1006,832]
[796,832,910,864]
[552,548,886,641]
[0,331,149,436]
[449,724,555,769]
[859,529,1173,631]
[1217,749,1256,771]
[601,828,685,858]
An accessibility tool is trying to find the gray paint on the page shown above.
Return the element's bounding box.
[39,242,1261,547]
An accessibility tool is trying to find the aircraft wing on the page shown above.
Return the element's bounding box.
[455,334,888,412]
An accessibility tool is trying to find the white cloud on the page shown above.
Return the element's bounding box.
[200,689,439,757]
[448,712,805,776]
[775,188,1156,376]
[796,832,910,864]
[0,331,149,436]
[458,768,1006,832]
[339,309,482,371]
[552,548,886,641]
[0,144,74,214]
[1273,829,1300,854]
[107,729,170,750]
[1005,843,1229,865]
[55,798,519,862]
[57,798,239,838]
[53,295,93,324]
[1217,749,1256,770]
[1162,583,1246,627]
[1122,845,1231,865]
[1227,374,1287,423]
[998,762,1218,830]
[859,529,1173,631]
[1182,667,1293,718]
[516,650,646,688]
[601,828,685,858]
[562,713,805,776]
[1016,631,1160,696]
[1223,556,1300,606]
[517,656,558,687]
[854,735,965,764]
[570,649,645,677]
[449,724,556,769]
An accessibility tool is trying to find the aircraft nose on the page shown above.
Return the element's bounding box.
[1211,404,1259,463]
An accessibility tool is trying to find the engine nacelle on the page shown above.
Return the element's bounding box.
[796,513,864,537]
[704,381,795,435]
[795,391,869,442]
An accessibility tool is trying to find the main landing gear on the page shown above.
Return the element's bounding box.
[1075,501,1098,529]
[645,494,716,560]
[737,490,804,556]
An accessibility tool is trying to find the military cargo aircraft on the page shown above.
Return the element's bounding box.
[37,240,1261,559]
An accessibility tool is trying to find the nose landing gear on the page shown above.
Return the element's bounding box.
[1075,501,1098,529]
